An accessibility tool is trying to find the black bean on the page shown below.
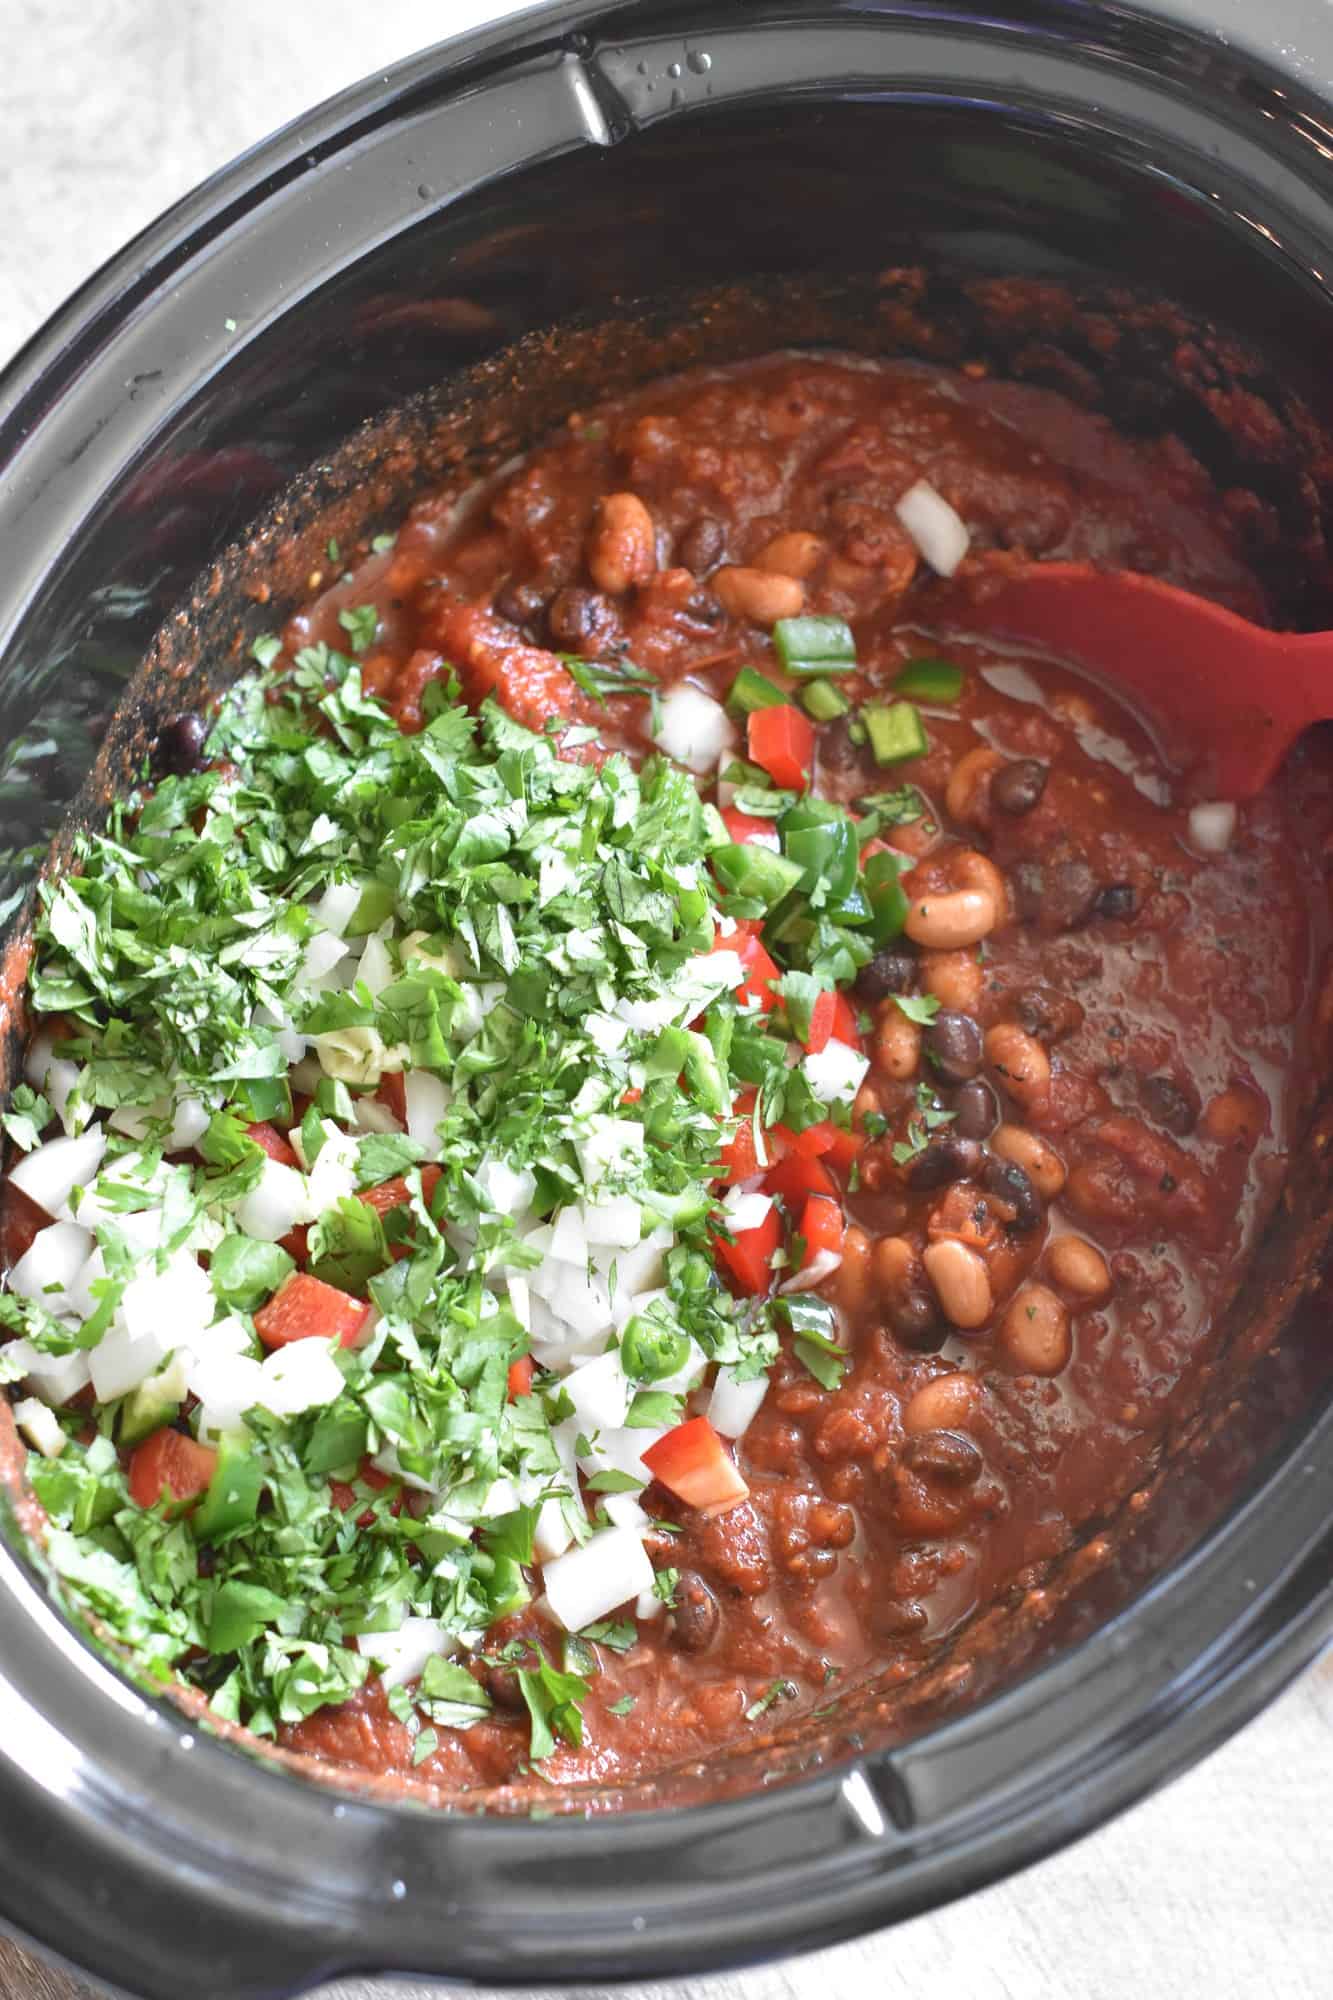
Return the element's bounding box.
[1044,856,1101,930]
[1015,986,1084,1044]
[1094,881,1137,921]
[906,1134,985,1190]
[951,1078,998,1139]
[154,713,209,775]
[677,514,726,575]
[901,1428,984,1486]
[982,1153,1042,1233]
[925,1009,984,1082]
[671,1570,720,1653]
[818,714,867,774]
[493,577,548,633]
[991,758,1048,816]
[855,949,917,1002]
[482,1661,527,1712]
[886,1291,947,1352]
[1011,860,1046,923]
[546,585,622,655]
[1142,1073,1198,1136]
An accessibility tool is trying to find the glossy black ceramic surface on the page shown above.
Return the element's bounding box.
[0,5,1331,1994]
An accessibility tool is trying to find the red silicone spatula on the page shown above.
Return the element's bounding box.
[936,561,1333,800]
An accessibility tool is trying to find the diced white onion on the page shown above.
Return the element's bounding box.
[651,684,735,775]
[653,1336,708,1397]
[473,1155,533,1218]
[895,478,971,576]
[582,1196,642,1250]
[5,1339,91,1407]
[506,1275,532,1331]
[708,1364,770,1438]
[405,1071,451,1152]
[359,1616,456,1691]
[779,1247,843,1294]
[548,1205,590,1265]
[90,1322,173,1402]
[188,1352,266,1441]
[24,1038,84,1135]
[722,1187,774,1234]
[312,880,363,937]
[562,1349,632,1432]
[12,1396,65,1458]
[295,931,351,992]
[532,1494,576,1563]
[803,1040,871,1107]
[635,1589,665,1621]
[170,1095,210,1151]
[120,1254,215,1352]
[351,1096,402,1136]
[258,1339,345,1417]
[1188,801,1237,854]
[233,1159,311,1241]
[543,1525,654,1632]
[9,1127,107,1221]
[305,1126,360,1216]
[576,1426,659,1484]
[601,1491,652,1532]
[356,933,395,998]
[8,1221,94,1311]
[576,1116,645,1187]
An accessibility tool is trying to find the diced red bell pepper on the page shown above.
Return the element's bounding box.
[830,992,861,1046]
[127,1428,217,1511]
[375,1073,408,1126]
[507,1355,535,1400]
[330,1454,403,1527]
[822,1125,865,1173]
[747,705,814,792]
[765,1151,838,1207]
[799,1194,845,1268]
[773,1119,835,1159]
[721,807,780,848]
[621,1086,643,1105]
[860,835,892,863]
[804,990,838,1055]
[642,1416,750,1517]
[278,1224,310,1264]
[246,1122,299,1167]
[712,1204,781,1296]
[254,1272,369,1350]
[715,1091,766,1185]
[734,932,780,1014]
[357,1162,442,1218]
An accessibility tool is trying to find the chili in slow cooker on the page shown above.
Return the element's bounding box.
[3,354,1329,1800]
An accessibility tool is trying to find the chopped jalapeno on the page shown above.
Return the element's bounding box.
[892,657,965,703]
[864,700,928,765]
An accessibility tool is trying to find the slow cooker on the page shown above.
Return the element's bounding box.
[0,3,1331,1993]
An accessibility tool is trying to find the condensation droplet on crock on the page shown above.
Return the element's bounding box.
[391,1878,407,1901]
[179,1732,194,1750]
[667,59,682,78]
[687,50,712,73]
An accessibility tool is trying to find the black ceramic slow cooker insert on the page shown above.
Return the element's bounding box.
[0,3,1331,1994]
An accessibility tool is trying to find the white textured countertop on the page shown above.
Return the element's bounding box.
[0,5,1329,1997]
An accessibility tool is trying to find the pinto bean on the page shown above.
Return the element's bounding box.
[922,1238,994,1329]
[755,530,825,579]
[920,948,983,1014]
[903,1372,983,1434]
[1045,1234,1112,1300]
[904,888,996,951]
[985,1023,1051,1105]
[945,747,1004,824]
[998,1283,1072,1374]
[991,1122,1066,1197]
[833,1223,872,1313]
[587,492,657,595]
[713,565,805,624]
[873,1234,916,1290]
[874,1001,922,1080]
